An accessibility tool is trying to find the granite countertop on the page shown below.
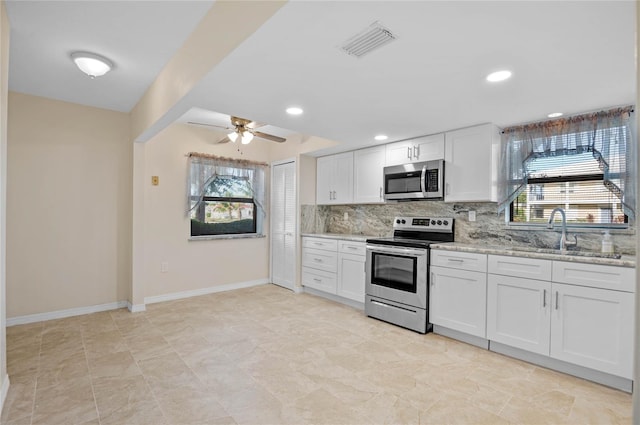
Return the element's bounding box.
[431,242,636,268]
[302,233,371,242]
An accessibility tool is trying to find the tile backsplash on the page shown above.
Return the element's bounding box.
[301,201,636,255]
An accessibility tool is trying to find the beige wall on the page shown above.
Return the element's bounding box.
[141,123,273,298]
[6,93,132,317]
[138,124,338,299]
[0,0,9,401]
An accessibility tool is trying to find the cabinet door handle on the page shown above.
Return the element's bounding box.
[347,246,358,250]
[313,258,323,263]
[413,145,419,159]
[543,289,546,308]
[379,187,383,200]
[407,147,412,160]
[332,191,337,200]
[445,183,450,195]
[431,272,435,286]
[313,278,322,282]
[555,291,559,310]
[447,258,464,263]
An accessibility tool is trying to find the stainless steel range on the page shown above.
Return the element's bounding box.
[365,216,454,333]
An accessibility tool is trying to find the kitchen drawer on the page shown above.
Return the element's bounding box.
[552,261,635,293]
[302,267,337,293]
[431,250,487,273]
[302,248,338,273]
[338,240,366,256]
[488,255,552,281]
[303,237,338,251]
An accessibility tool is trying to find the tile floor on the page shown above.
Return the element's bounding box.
[1,284,632,425]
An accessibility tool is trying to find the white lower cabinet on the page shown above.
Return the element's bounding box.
[337,252,365,302]
[301,268,337,293]
[487,274,551,355]
[487,254,635,380]
[429,250,487,338]
[302,236,365,304]
[550,282,634,379]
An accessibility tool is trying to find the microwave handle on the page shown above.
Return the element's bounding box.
[420,164,427,195]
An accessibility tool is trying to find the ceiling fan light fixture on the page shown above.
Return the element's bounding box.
[71,51,113,78]
[227,131,239,143]
[241,131,254,144]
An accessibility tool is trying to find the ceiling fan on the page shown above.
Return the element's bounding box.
[188,116,286,144]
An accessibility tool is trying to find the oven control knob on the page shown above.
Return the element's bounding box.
[431,220,436,225]
[401,219,406,224]
[443,220,449,226]
[396,219,401,224]
[437,220,442,225]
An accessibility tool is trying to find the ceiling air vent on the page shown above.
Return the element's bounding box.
[340,21,396,58]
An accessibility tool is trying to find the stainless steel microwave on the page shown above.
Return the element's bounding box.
[383,159,444,201]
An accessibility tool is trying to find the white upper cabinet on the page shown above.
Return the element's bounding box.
[444,123,500,202]
[353,146,385,204]
[316,152,354,205]
[385,133,445,166]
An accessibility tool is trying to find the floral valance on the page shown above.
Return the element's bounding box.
[186,153,267,218]
[497,106,636,220]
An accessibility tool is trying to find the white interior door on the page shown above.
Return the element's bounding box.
[271,160,296,290]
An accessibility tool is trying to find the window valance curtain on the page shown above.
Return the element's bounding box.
[497,106,636,220]
[186,152,267,218]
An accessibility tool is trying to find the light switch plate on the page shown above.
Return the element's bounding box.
[469,210,476,222]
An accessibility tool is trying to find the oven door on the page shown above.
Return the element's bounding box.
[365,244,428,309]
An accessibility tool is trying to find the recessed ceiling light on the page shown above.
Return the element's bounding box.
[286,107,303,115]
[486,70,512,83]
[548,112,563,118]
[71,51,113,78]
[374,134,388,141]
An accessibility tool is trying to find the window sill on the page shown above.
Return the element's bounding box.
[189,233,266,241]
[505,222,634,235]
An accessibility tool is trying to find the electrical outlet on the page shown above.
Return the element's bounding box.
[469,210,476,222]
[160,262,169,273]
[151,176,159,186]
[343,212,349,221]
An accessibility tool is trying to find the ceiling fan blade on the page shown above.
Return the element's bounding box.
[252,131,286,143]
[188,121,231,130]
[246,121,266,129]
[217,136,232,144]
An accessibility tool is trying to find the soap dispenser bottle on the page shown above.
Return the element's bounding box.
[601,231,614,254]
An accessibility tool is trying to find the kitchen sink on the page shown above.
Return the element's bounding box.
[503,246,623,259]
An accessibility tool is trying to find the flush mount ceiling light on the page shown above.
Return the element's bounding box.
[486,70,512,82]
[548,112,563,118]
[374,134,388,141]
[286,106,304,115]
[71,51,113,78]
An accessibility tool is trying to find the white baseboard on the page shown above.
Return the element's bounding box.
[0,374,9,417]
[127,302,146,313]
[6,280,270,326]
[144,278,270,305]
[7,301,128,327]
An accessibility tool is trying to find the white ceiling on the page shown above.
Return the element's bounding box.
[6,0,213,112]
[6,1,636,155]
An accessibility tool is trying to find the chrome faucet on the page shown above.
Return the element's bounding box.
[547,207,577,251]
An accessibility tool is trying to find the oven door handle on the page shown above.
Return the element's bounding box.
[366,244,427,257]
